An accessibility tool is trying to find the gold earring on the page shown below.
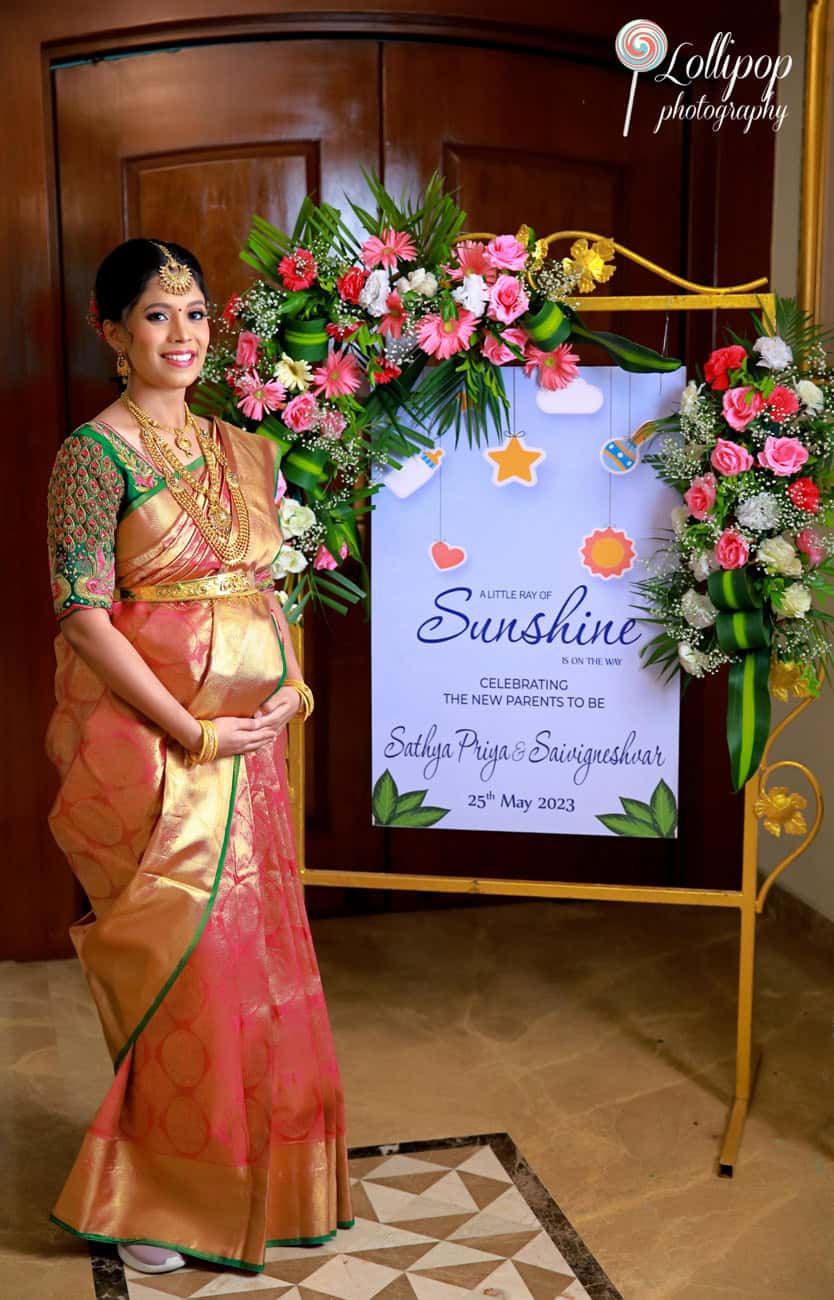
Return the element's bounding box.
[116,351,130,382]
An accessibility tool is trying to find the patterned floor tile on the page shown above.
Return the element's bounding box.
[99,1135,621,1300]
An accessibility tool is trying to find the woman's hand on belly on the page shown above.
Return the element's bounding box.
[252,685,301,741]
[214,714,288,757]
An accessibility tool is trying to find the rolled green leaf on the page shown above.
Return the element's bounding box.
[707,567,762,612]
[727,648,772,791]
[283,317,329,361]
[563,305,682,373]
[521,301,571,350]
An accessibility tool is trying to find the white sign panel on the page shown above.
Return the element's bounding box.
[371,367,684,838]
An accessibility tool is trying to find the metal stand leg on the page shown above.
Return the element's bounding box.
[718,779,761,1176]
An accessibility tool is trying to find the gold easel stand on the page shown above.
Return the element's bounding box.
[286,247,824,1175]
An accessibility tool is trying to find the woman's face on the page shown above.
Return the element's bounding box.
[107,273,211,391]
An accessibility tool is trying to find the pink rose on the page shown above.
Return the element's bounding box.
[485,235,528,271]
[313,542,349,571]
[757,435,809,476]
[487,274,529,325]
[683,472,717,520]
[797,528,825,567]
[282,392,319,433]
[710,437,754,476]
[722,385,765,432]
[714,529,750,570]
[235,331,261,368]
[273,468,288,505]
[481,326,527,365]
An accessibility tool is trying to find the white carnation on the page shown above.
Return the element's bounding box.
[679,380,702,418]
[271,545,308,577]
[681,589,718,629]
[359,268,391,317]
[671,505,689,536]
[756,534,803,576]
[689,550,717,582]
[279,498,316,538]
[678,643,709,676]
[776,583,812,619]
[796,378,824,413]
[736,491,781,531]
[395,267,438,298]
[451,273,489,317]
[753,335,793,370]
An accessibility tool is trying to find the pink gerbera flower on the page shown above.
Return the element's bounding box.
[416,309,477,360]
[361,227,417,271]
[235,370,287,421]
[523,343,580,390]
[380,291,406,339]
[311,349,362,399]
[448,240,495,283]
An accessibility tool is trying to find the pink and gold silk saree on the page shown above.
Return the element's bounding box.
[45,417,353,1271]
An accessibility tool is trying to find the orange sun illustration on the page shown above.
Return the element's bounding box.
[579,527,636,579]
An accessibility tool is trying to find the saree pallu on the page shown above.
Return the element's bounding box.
[45,420,353,1271]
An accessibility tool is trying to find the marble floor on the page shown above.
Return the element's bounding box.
[1,898,832,1300]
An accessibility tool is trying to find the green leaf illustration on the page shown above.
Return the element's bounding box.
[620,797,655,826]
[597,813,661,838]
[372,769,398,825]
[650,779,678,837]
[388,805,450,828]
[394,790,428,814]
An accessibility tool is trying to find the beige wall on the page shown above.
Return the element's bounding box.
[764,0,834,921]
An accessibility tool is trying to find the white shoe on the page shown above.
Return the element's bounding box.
[117,1242,187,1273]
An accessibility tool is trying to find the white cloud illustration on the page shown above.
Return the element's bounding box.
[535,376,604,415]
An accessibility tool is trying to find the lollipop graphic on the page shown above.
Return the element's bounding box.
[615,19,668,137]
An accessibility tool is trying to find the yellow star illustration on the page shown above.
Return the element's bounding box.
[484,435,546,487]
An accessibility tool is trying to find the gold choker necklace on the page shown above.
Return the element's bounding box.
[121,395,250,563]
[121,393,193,453]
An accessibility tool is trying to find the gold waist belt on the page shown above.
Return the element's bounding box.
[117,571,272,603]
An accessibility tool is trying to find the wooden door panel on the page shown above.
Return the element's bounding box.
[375,40,728,888]
[55,40,385,911]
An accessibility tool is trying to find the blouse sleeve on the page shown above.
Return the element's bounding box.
[47,432,125,621]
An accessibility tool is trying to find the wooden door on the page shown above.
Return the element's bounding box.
[54,40,385,916]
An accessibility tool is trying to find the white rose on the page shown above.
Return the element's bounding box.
[689,550,717,582]
[753,335,793,370]
[451,272,489,317]
[279,498,317,538]
[359,268,391,317]
[679,380,702,418]
[671,505,689,536]
[736,491,781,531]
[678,643,709,676]
[756,534,803,577]
[395,267,438,298]
[776,583,812,619]
[681,589,718,629]
[271,545,308,577]
[796,378,824,413]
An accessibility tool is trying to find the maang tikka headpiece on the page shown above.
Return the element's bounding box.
[152,241,194,295]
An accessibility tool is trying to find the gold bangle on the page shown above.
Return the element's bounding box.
[285,678,314,721]
[186,718,218,764]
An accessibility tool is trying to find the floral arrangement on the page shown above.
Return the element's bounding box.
[194,172,678,619]
[637,299,834,790]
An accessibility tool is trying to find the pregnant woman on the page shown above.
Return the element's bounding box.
[45,239,353,1275]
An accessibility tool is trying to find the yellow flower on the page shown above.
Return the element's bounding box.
[769,659,813,702]
[563,237,616,293]
[275,353,312,392]
[754,786,808,837]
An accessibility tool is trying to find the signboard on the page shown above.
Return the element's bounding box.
[371,366,685,838]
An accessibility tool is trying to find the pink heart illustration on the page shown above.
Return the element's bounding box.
[430,540,467,570]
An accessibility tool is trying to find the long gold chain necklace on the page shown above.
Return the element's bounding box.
[122,392,193,453]
[121,395,250,563]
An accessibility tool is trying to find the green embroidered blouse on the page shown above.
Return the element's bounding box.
[47,421,200,621]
